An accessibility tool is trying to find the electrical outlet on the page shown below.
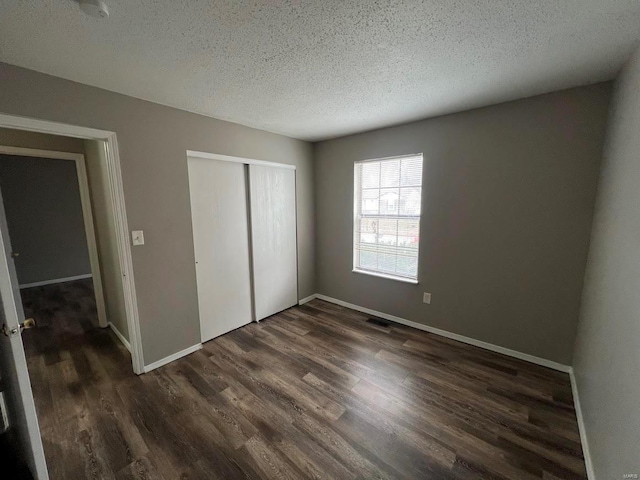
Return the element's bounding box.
[131,230,145,246]
[423,292,432,304]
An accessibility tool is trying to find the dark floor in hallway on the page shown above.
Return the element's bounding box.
[22,280,587,479]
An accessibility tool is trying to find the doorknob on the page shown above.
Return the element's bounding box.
[1,318,36,337]
[10,252,19,258]
[22,318,36,330]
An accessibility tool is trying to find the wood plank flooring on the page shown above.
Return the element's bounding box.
[22,280,587,479]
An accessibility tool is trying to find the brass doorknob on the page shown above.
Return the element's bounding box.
[1,318,36,337]
[10,252,19,258]
[22,318,36,329]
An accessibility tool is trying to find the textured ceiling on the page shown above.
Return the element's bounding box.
[1,1,639,141]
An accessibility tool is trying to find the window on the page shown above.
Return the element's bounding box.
[353,154,423,282]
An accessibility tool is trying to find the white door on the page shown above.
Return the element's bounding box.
[188,157,253,342]
[248,165,298,320]
[0,186,48,479]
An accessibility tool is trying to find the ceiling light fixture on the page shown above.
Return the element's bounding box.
[79,0,110,19]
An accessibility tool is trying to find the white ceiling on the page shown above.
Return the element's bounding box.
[1,1,639,141]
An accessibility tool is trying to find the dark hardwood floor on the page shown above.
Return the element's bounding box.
[22,280,587,479]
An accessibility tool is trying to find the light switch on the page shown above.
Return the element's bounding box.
[131,230,145,246]
[423,292,432,304]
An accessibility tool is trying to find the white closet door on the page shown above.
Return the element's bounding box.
[248,164,298,320]
[188,157,253,342]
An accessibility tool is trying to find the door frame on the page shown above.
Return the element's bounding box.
[0,113,145,375]
[186,150,296,170]
[0,145,108,329]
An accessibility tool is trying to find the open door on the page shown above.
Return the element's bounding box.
[0,185,48,479]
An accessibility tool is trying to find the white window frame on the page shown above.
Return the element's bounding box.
[352,153,423,284]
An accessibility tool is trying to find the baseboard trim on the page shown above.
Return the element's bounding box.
[298,294,317,305]
[108,322,131,352]
[569,370,595,479]
[313,294,572,373]
[19,273,93,289]
[143,344,202,373]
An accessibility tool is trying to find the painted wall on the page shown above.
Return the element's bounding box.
[84,139,128,341]
[0,129,91,286]
[314,83,611,365]
[0,62,314,366]
[573,50,640,478]
[0,154,91,286]
[0,128,85,154]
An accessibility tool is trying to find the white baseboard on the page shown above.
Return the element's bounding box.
[108,322,131,352]
[569,370,595,480]
[143,344,202,373]
[313,293,572,373]
[298,294,317,305]
[19,273,92,289]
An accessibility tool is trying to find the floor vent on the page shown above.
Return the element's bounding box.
[366,317,391,328]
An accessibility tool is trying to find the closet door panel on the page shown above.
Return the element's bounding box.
[248,165,297,320]
[188,157,253,342]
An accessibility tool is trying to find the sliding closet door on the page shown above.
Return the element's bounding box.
[188,157,253,342]
[248,164,298,320]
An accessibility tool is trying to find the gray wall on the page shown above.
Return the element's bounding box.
[0,128,85,154]
[0,62,315,366]
[314,83,612,365]
[84,139,128,340]
[0,140,91,285]
[573,50,640,478]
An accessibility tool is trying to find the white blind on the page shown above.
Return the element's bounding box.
[353,154,423,280]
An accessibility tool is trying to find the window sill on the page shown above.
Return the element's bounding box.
[352,269,419,284]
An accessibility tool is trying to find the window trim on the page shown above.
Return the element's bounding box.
[352,153,423,284]
[352,268,419,284]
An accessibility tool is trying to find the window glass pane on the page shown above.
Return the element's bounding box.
[378,253,396,273]
[397,218,419,237]
[359,218,378,234]
[359,233,377,244]
[397,236,418,249]
[377,218,397,235]
[361,162,380,189]
[358,218,377,245]
[359,249,377,269]
[378,233,397,246]
[401,156,422,186]
[380,159,400,187]
[377,218,397,246]
[379,188,399,215]
[396,255,418,277]
[399,187,421,215]
[361,189,379,214]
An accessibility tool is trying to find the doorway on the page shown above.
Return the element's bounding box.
[0,147,107,322]
[0,116,144,480]
[0,146,113,399]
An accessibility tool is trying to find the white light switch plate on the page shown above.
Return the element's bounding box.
[423,292,432,304]
[131,230,145,246]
